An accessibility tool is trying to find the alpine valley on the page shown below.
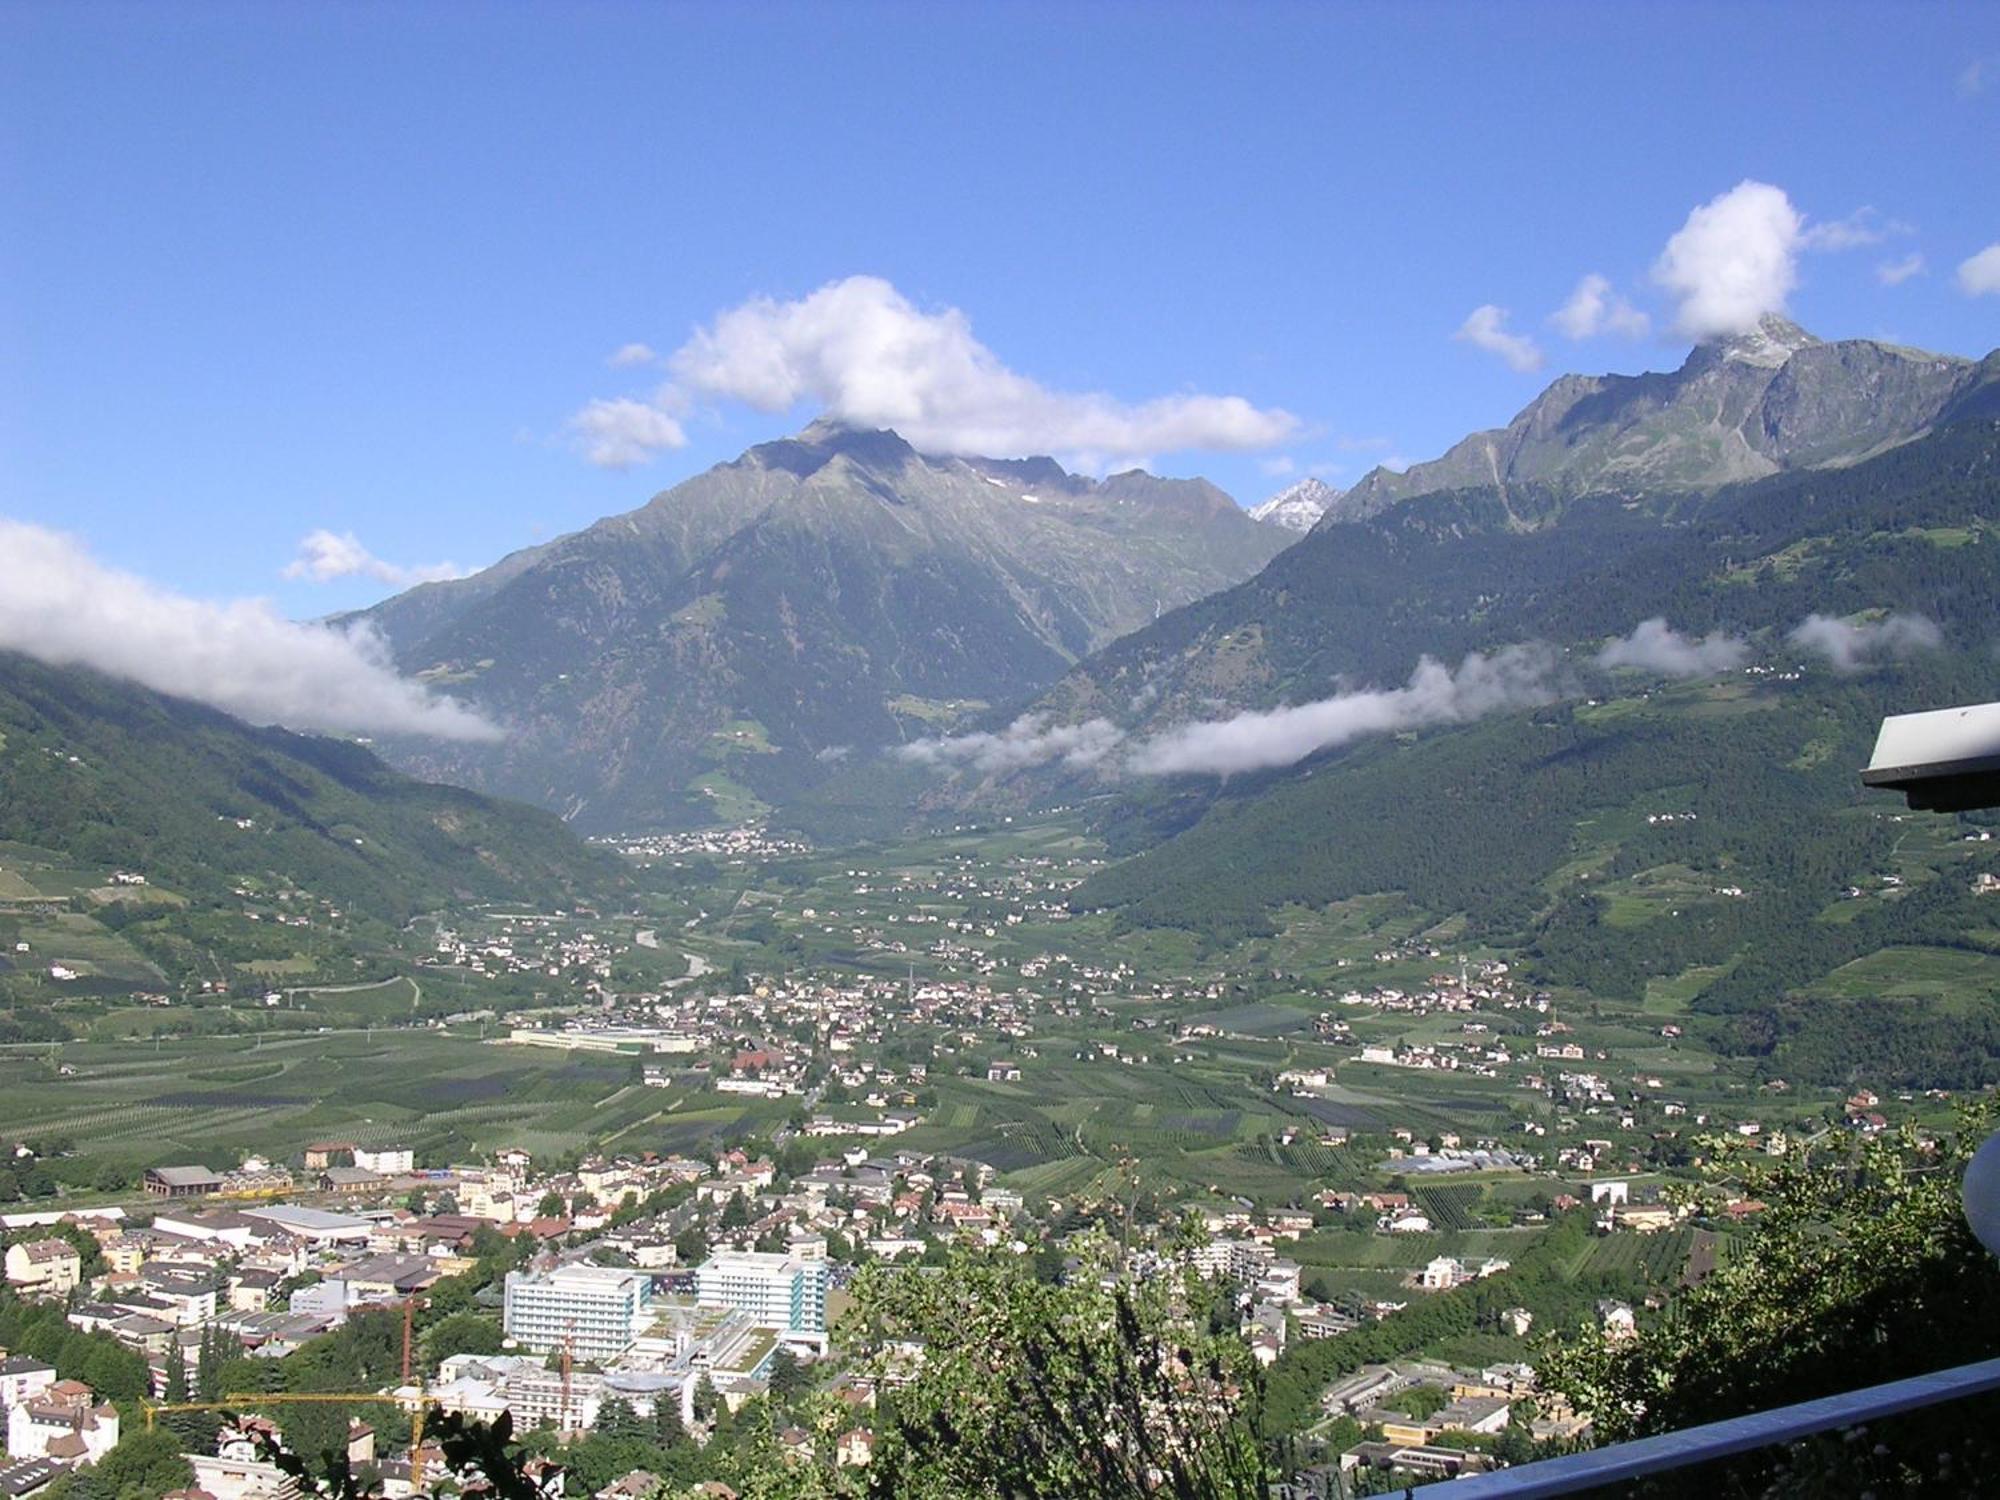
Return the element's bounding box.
[7,312,2000,1499]
[791,326,2000,1087]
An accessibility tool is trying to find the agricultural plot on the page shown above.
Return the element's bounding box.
[1411,1184,1482,1231]
[1002,1155,1105,1197]
[1291,1226,1534,1272]
[1581,1228,1695,1283]
[1300,1267,1422,1305]
[1180,1001,1314,1036]
[2,911,162,984]
[1289,1096,1383,1130]
[1427,1333,1535,1369]
[278,976,426,1023]
[1267,1138,1368,1183]
[1807,945,2000,1005]
[0,1029,684,1177]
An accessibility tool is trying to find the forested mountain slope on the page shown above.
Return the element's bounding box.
[0,651,622,926]
[1047,422,2000,1087]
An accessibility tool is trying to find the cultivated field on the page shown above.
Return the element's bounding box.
[0,1028,779,1178]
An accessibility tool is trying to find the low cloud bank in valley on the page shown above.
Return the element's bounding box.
[0,520,500,742]
[897,714,1125,775]
[895,608,1947,785]
[1126,645,1562,777]
[1596,617,1749,677]
[1789,612,1942,671]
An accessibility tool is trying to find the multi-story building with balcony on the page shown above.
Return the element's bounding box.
[502,1264,651,1363]
[694,1251,828,1346]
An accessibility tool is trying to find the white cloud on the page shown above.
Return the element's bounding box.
[282,530,469,588]
[898,713,1124,775]
[1551,274,1651,341]
[1958,244,2000,297]
[607,342,659,369]
[0,520,500,742]
[575,275,1298,468]
[1800,206,1909,252]
[1788,612,1942,671]
[1877,253,1927,286]
[814,745,851,763]
[1595,618,1748,678]
[1454,305,1545,372]
[569,397,689,468]
[1127,645,1560,777]
[1259,456,1297,478]
[1653,181,1804,339]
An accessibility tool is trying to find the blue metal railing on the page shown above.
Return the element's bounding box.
[1402,1356,2000,1496]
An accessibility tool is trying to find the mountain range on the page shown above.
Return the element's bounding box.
[964,415,2000,1086]
[351,422,1291,831]
[334,319,2000,850]
[10,316,2000,1085]
[1324,316,2000,524]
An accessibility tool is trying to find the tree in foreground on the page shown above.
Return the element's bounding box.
[842,1233,1270,1499]
[1541,1097,2000,1495]
[62,1427,195,1500]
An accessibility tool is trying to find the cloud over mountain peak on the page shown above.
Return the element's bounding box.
[571,276,1298,469]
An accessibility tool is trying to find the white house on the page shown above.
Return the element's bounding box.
[1420,1256,1464,1290]
[6,1382,119,1465]
[1597,1299,1637,1341]
[0,1356,56,1409]
[355,1147,415,1176]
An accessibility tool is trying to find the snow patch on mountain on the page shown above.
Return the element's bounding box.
[1249,477,1340,533]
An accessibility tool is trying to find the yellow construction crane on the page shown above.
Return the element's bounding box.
[145,1390,442,1492]
[147,1297,441,1489]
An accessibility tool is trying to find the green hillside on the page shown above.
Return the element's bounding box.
[1060,422,2000,1087]
[0,656,620,952]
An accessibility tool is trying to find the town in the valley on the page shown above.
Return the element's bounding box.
[0,810,1949,1498]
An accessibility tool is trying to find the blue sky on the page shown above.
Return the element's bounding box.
[4,0,1998,618]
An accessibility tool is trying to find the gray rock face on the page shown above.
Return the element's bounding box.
[350,424,1288,831]
[1249,477,1339,533]
[1324,318,1986,525]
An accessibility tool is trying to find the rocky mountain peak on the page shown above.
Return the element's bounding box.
[350,423,1286,831]
[1249,476,1340,533]
[747,421,920,478]
[1324,322,1983,524]
[1687,313,1823,372]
